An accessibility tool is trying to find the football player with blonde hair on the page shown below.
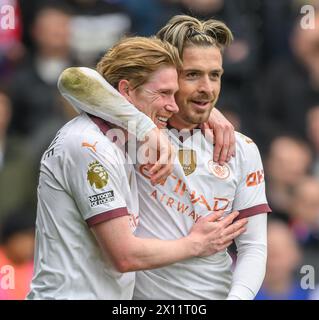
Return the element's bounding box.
[28,36,246,300]
[64,15,271,300]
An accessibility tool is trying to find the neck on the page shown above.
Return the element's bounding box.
[168,114,198,131]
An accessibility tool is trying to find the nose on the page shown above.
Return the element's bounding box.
[198,76,213,94]
[165,96,179,114]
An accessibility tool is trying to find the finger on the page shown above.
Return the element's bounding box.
[220,226,247,245]
[206,210,224,222]
[202,122,214,144]
[219,211,239,227]
[227,130,236,160]
[213,127,223,163]
[232,226,247,238]
[149,161,162,175]
[217,241,233,251]
[217,130,230,166]
[233,217,248,228]
[153,144,175,169]
[150,149,170,173]
[150,165,171,185]
[155,149,170,167]
[222,220,247,238]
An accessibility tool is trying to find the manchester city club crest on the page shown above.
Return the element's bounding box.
[87,160,109,189]
[208,160,230,179]
[178,149,197,176]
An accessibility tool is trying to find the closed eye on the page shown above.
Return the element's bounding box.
[159,89,177,97]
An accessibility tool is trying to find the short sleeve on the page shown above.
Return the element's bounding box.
[232,135,271,220]
[64,132,129,227]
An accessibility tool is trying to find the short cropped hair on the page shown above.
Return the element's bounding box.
[97,36,182,89]
[157,15,233,56]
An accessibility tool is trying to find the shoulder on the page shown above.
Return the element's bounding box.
[62,115,115,155]
[233,132,264,173]
[235,132,262,158]
[45,114,121,166]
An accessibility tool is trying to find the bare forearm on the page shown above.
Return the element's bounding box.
[93,213,243,274]
[119,236,198,272]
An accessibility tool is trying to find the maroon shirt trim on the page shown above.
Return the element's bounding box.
[88,114,112,135]
[235,204,272,221]
[86,207,129,227]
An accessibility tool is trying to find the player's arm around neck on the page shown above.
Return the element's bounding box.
[91,211,231,273]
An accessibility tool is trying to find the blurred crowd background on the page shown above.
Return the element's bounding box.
[1,0,319,300]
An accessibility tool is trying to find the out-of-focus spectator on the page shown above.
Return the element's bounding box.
[0,0,25,82]
[0,87,11,170]
[65,0,131,65]
[0,87,37,219]
[288,177,319,283]
[258,0,295,64]
[306,105,319,178]
[255,11,319,146]
[255,220,310,300]
[9,3,76,157]
[0,209,35,300]
[290,177,319,247]
[265,136,312,221]
[122,0,176,36]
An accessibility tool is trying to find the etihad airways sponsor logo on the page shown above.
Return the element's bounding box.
[140,164,231,223]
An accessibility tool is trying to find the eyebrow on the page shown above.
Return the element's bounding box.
[183,68,224,74]
[216,68,224,75]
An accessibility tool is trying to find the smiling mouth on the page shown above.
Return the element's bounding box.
[156,116,169,127]
[191,100,211,108]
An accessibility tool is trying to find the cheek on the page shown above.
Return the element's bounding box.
[140,103,152,116]
[147,100,163,115]
[176,84,192,102]
[174,93,186,109]
[213,82,221,95]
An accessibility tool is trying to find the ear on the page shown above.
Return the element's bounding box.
[118,79,133,102]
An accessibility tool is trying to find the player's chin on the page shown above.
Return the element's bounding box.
[189,111,210,125]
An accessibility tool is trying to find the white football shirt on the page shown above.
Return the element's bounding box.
[133,130,271,300]
[27,113,138,300]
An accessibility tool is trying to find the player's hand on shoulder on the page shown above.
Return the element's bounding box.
[142,127,176,185]
[202,108,236,166]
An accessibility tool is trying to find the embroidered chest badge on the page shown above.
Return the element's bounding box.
[208,160,230,179]
[178,149,197,176]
